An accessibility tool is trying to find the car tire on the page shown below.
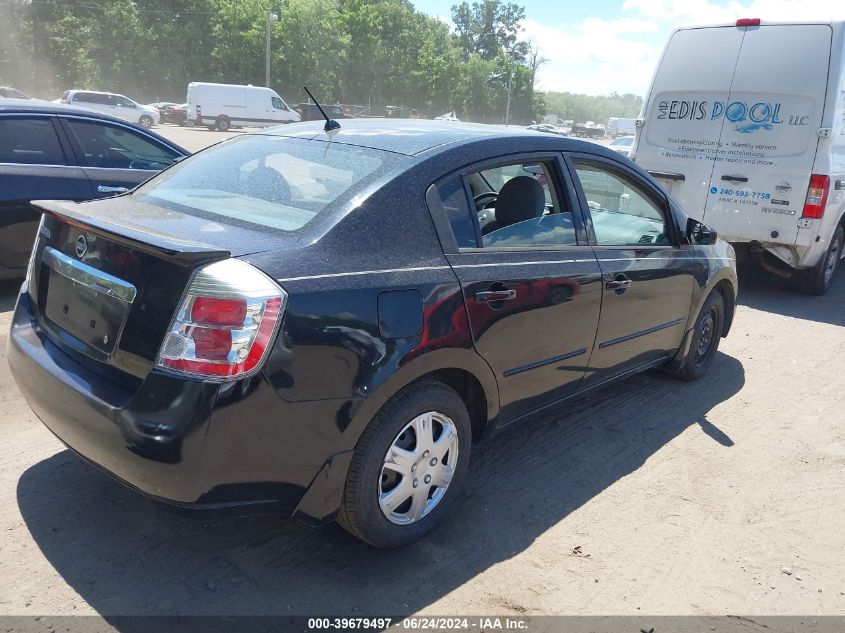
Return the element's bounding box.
[139,115,153,128]
[215,116,231,132]
[338,380,471,548]
[672,290,724,381]
[795,225,843,296]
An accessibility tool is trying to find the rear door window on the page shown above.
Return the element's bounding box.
[0,117,66,165]
[470,160,577,248]
[65,119,179,170]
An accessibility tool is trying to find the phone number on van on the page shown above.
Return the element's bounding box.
[711,187,771,199]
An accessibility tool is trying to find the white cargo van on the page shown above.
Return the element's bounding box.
[606,117,636,138]
[186,82,300,131]
[633,19,845,294]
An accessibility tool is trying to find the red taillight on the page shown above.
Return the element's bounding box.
[802,174,830,219]
[191,296,246,326]
[157,259,286,380]
[736,18,761,27]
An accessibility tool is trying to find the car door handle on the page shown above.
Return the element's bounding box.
[475,289,517,302]
[97,185,129,194]
[721,175,748,183]
[605,279,632,290]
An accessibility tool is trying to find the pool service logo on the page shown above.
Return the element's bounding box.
[656,99,810,134]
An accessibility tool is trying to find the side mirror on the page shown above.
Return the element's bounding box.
[687,218,717,245]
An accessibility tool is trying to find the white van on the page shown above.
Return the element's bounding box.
[186,82,300,131]
[606,117,635,138]
[633,19,845,294]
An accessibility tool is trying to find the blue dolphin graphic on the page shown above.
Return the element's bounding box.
[734,122,775,134]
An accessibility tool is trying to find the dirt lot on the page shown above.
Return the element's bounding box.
[0,125,843,619]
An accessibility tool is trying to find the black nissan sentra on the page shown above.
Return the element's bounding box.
[8,119,737,547]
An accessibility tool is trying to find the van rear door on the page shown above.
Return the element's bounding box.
[633,27,744,214]
[701,24,832,251]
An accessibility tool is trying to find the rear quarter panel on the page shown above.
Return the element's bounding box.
[243,163,500,443]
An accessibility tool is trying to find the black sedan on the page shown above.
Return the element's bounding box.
[8,120,737,547]
[0,101,187,279]
[162,103,189,125]
[294,102,347,122]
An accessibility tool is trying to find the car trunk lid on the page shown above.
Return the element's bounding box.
[28,198,286,384]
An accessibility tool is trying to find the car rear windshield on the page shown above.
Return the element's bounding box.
[133,134,404,232]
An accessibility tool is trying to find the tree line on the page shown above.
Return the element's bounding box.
[0,0,641,125]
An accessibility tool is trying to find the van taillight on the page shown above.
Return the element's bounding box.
[736,18,761,26]
[156,259,286,380]
[802,174,830,219]
[196,105,202,116]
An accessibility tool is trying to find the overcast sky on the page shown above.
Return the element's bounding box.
[415,0,845,96]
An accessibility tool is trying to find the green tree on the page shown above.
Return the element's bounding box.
[0,0,551,124]
[543,91,643,125]
[451,0,525,61]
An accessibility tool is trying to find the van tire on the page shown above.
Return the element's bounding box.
[795,225,843,296]
[215,116,231,132]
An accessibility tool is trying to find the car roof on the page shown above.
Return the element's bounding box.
[0,99,189,155]
[66,89,124,96]
[255,118,620,157]
[1,99,113,118]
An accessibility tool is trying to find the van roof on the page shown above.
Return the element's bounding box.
[189,82,273,91]
[675,19,843,31]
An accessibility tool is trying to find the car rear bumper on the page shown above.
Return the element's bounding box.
[8,288,356,521]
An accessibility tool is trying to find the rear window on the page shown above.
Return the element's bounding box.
[134,134,405,232]
[0,117,66,165]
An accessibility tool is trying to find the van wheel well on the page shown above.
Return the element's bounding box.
[413,369,489,442]
[714,280,735,337]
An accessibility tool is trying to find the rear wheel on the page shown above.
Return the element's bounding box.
[795,225,843,296]
[138,115,153,128]
[215,116,231,132]
[672,290,724,381]
[338,381,471,548]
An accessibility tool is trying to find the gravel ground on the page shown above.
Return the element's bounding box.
[0,125,843,620]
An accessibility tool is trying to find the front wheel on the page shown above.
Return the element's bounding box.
[672,290,724,381]
[795,225,843,296]
[338,381,471,548]
[138,115,153,128]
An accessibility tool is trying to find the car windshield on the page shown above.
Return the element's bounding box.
[133,134,405,232]
[612,137,634,147]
